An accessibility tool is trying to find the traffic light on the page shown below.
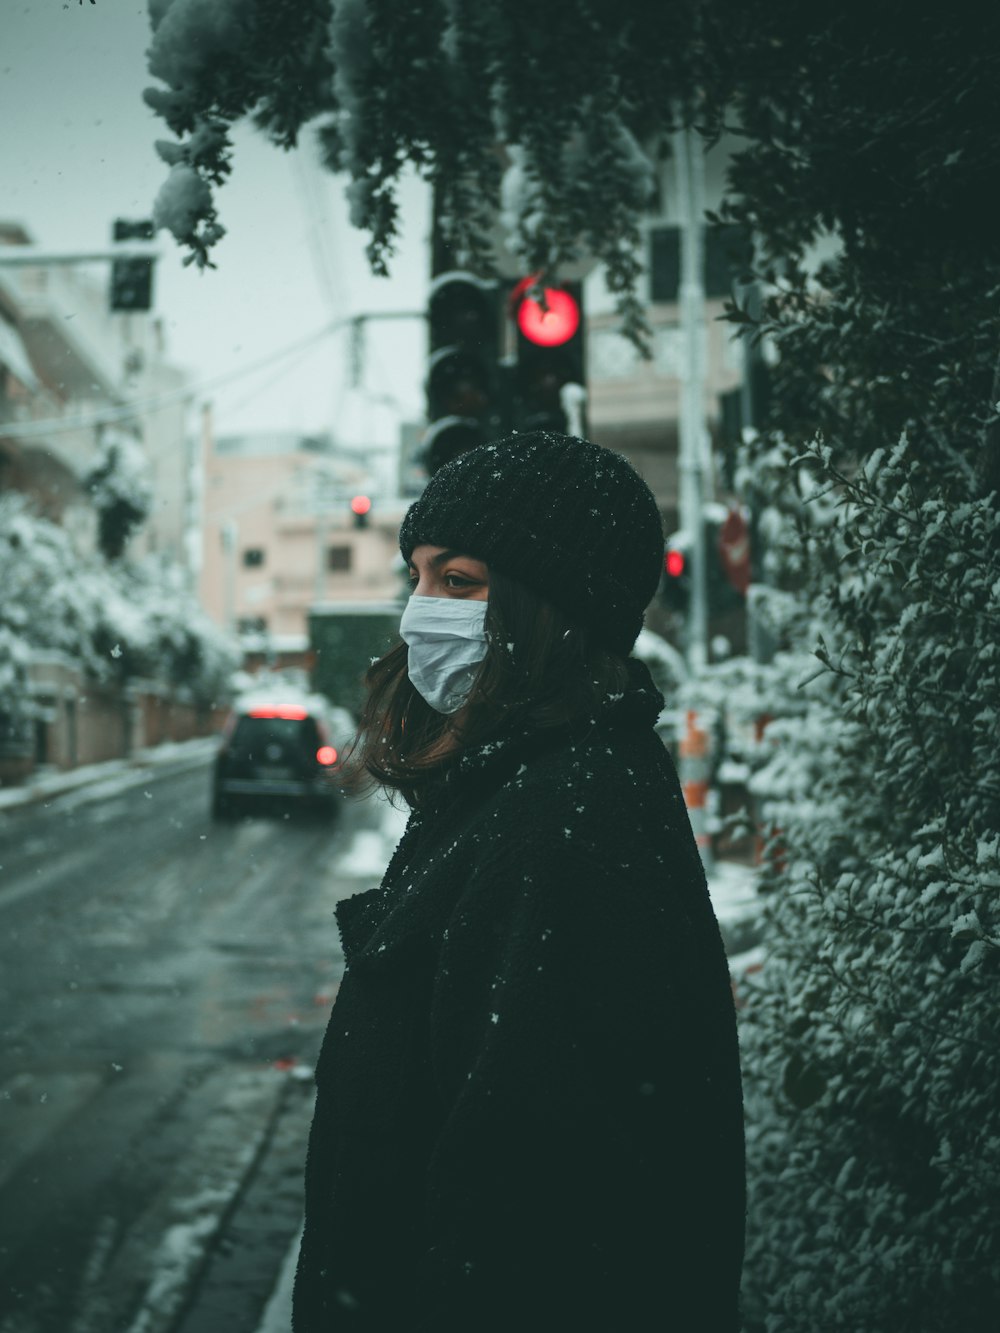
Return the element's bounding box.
[351,495,371,529]
[110,218,154,312]
[424,271,504,474]
[662,508,750,618]
[509,276,585,434]
[662,539,692,613]
[421,414,487,476]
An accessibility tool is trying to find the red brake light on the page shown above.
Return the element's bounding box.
[316,745,338,766]
[249,706,309,720]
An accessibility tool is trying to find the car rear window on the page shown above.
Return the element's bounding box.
[231,716,321,751]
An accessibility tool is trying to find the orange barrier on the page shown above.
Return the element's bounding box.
[679,709,713,869]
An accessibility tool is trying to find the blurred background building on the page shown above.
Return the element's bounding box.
[197,418,408,672]
[584,139,755,535]
[0,221,193,567]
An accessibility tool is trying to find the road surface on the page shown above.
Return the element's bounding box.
[0,755,393,1333]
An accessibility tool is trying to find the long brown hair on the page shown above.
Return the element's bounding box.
[340,568,630,805]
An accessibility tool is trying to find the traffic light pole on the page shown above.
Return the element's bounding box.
[0,244,161,267]
[673,125,710,675]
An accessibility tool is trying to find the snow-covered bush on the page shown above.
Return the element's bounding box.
[738,436,1000,1330]
[0,494,95,743]
[120,557,240,702]
[84,428,153,561]
[0,495,239,736]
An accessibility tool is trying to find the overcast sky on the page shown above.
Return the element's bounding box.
[1,1,430,447]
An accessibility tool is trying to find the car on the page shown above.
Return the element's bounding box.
[211,698,346,820]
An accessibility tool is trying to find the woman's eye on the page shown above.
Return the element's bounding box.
[444,573,474,589]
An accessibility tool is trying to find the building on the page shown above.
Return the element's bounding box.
[0,222,212,780]
[0,221,193,569]
[197,422,407,667]
[584,137,751,539]
[579,137,761,654]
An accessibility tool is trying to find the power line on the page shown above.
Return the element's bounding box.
[211,332,332,423]
[291,148,344,319]
[1,314,357,441]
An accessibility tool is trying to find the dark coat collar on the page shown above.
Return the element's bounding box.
[420,656,664,817]
[335,658,665,963]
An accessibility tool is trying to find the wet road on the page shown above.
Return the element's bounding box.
[0,757,382,1333]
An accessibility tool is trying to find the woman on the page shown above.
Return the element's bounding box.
[293,431,745,1332]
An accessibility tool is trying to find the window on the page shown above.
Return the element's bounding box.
[649,224,754,302]
[243,547,265,568]
[327,545,352,573]
[650,226,680,303]
[705,225,754,298]
[237,616,267,634]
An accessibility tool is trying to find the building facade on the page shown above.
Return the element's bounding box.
[198,423,407,662]
[0,221,193,568]
[0,222,215,781]
[584,137,751,539]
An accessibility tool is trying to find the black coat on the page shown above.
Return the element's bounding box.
[293,661,745,1331]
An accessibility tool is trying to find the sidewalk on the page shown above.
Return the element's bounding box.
[0,735,218,815]
[253,1230,301,1333]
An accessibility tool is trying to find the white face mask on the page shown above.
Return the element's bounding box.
[399,595,489,715]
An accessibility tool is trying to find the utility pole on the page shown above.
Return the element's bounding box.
[221,519,238,634]
[673,125,710,674]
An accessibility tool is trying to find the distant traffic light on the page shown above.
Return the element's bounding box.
[110,218,155,312]
[662,508,750,619]
[424,272,505,473]
[509,276,585,434]
[662,540,692,613]
[351,495,372,529]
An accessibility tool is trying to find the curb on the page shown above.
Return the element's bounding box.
[0,737,218,817]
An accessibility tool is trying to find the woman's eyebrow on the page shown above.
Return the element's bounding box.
[429,549,475,568]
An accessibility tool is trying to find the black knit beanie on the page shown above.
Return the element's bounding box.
[399,431,664,657]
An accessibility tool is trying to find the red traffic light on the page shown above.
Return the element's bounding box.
[350,495,372,516]
[512,276,580,348]
[665,549,686,578]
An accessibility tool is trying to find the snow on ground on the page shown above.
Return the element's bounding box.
[706,858,760,926]
[706,857,764,969]
[336,790,409,879]
[0,736,218,813]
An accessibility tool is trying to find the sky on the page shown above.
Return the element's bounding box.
[1,1,431,449]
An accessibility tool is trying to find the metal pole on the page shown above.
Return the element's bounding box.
[0,244,161,267]
[222,519,238,634]
[673,125,709,675]
[315,507,328,604]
